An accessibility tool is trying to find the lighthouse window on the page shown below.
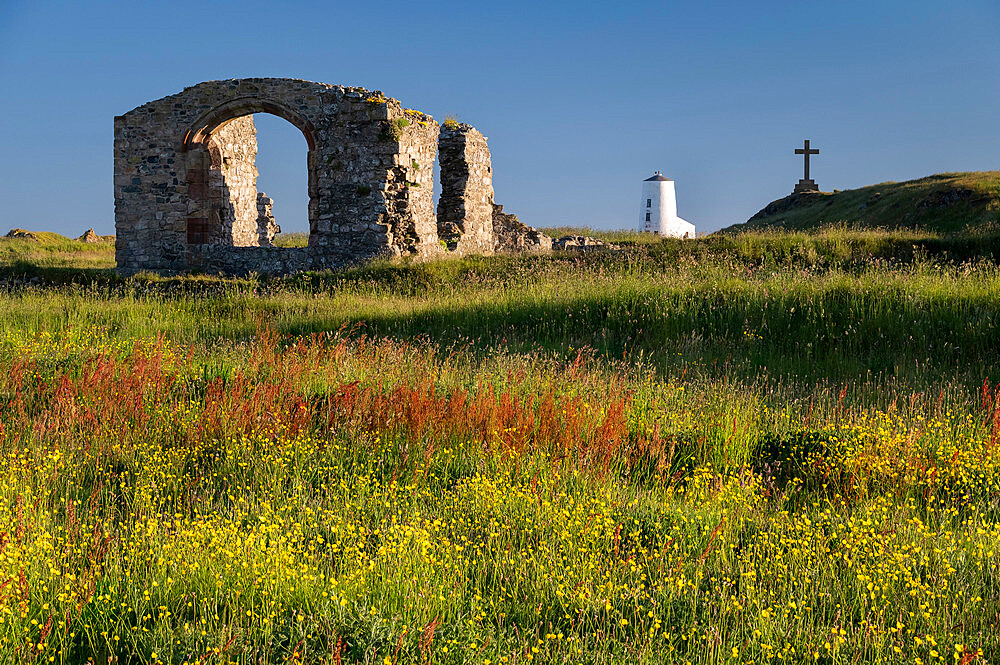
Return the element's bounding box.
[646,199,651,208]
[644,212,651,222]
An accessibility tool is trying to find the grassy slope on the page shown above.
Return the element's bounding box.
[721,171,1000,234]
[0,232,115,271]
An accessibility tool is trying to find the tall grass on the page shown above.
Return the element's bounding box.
[1,327,998,663]
[0,251,998,405]
[1,230,1000,662]
[0,236,115,270]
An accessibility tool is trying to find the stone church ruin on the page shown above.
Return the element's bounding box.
[114,78,525,275]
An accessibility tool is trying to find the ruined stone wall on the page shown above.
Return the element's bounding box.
[186,245,308,275]
[114,78,533,275]
[179,115,263,249]
[256,192,279,247]
[381,110,440,258]
[437,124,495,254]
[211,116,260,246]
[114,78,442,275]
[493,204,551,253]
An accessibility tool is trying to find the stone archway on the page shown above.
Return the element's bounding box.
[114,78,444,275]
[181,103,314,251]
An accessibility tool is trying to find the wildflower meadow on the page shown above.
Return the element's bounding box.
[1,231,1000,664]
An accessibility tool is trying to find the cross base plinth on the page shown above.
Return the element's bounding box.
[793,179,819,194]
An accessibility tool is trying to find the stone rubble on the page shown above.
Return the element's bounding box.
[492,204,552,253]
[256,192,279,247]
[551,235,620,251]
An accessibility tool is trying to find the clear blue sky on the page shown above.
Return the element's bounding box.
[1,0,998,236]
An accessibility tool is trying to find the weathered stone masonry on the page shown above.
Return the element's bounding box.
[114,78,491,275]
[197,115,260,248]
[436,123,494,255]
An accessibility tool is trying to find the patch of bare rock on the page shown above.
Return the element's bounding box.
[78,228,114,243]
[5,228,40,241]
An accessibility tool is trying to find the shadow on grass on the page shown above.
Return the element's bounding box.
[273,282,1000,390]
[0,262,118,284]
[3,232,1000,393]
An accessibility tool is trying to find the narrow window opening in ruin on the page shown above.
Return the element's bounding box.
[185,111,312,250]
[432,156,451,252]
[252,113,310,248]
[647,199,652,208]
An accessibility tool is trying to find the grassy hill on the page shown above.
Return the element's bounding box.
[722,171,1000,234]
[1,228,115,271]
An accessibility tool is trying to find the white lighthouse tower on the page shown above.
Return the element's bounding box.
[639,172,696,238]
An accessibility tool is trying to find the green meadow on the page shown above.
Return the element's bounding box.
[1,229,999,663]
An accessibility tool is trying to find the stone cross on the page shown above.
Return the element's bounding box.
[794,139,819,180]
[793,139,820,193]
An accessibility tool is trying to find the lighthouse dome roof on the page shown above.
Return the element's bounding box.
[644,171,672,182]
